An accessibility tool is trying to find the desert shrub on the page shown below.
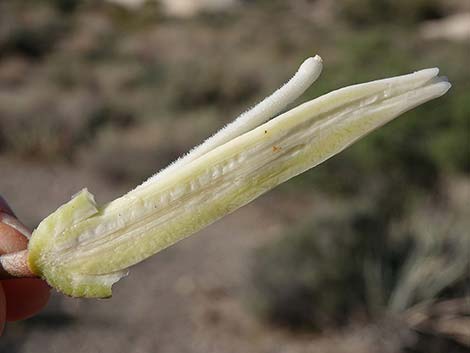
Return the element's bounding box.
[83,105,135,140]
[46,0,80,13]
[339,0,445,26]
[0,113,74,160]
[427,88,470,173]
[249,197,469,330]
[0,96,135,161]
[1,27,56,59]
[0,5,69,60]
[250,208,375,329]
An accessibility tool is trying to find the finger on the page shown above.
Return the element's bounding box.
[0,284,6,335]
[0,196,31,241]
[0,196,15,217]
[0,196,30,254]
[0,212,31,240]
[2,279,50,321]
[0,250,35,279]
[0,221,28,254]
[0,203,34,279]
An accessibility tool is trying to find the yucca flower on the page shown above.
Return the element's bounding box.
[2,56,451,298]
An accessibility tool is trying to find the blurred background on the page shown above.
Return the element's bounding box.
[0,0,469,352]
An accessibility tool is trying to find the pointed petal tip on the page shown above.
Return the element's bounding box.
[436,80,452,96]
[414,67,440,81]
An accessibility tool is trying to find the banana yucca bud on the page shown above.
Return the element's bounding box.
[27,56,451,297]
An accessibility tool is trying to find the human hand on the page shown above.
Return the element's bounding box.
[0,196,50,335]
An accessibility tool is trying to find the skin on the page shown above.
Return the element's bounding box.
[0,196,50,335]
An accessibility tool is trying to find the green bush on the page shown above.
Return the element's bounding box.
[249,197,469,330]
[250,208,372,329]
[0,3,69,60]
[339,0,445,26]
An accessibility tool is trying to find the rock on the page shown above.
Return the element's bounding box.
[420,13,470,42]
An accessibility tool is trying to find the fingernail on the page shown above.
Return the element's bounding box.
[0,213,32,239]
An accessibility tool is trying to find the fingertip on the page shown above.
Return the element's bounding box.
[0,284,5,335]
[0,213,32,240]
[0,222,28,254]
[0,197,15,217]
